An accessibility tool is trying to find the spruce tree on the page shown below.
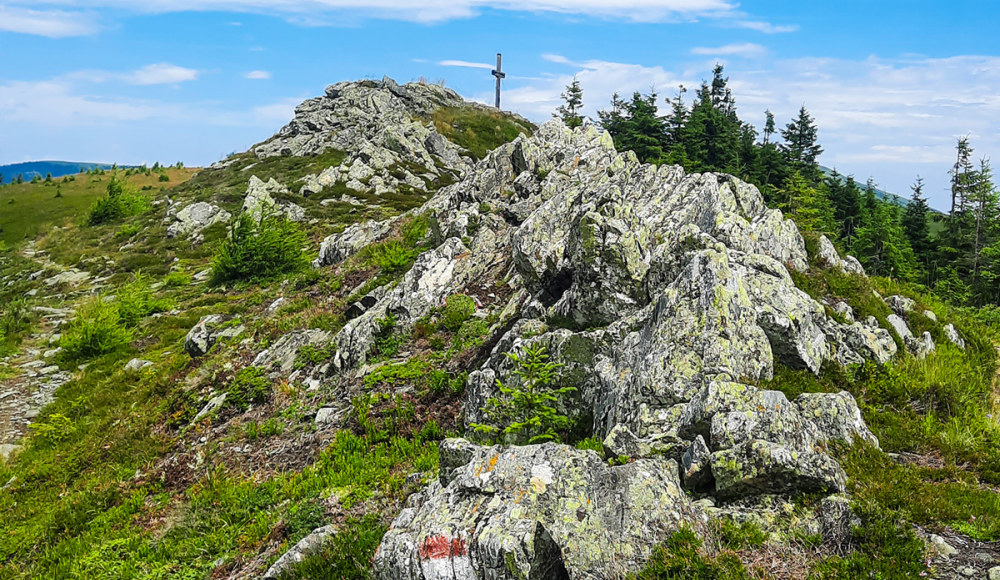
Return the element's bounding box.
[555,77,584,129]
[902,176,932,275]
[852,199,918,280]
[780,106,823,183]
[762,109,776,144]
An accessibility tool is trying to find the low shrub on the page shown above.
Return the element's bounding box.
[226,367,272,411]
[278,515,386,580]
[163,270,192,287]
[60,297,133,360]
[115,272,170,327]
[440,294,475,331]
[632,527,752,580]
[87,174,151,226]
[210,213,308,285]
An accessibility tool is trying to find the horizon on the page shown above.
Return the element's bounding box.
[3,1,999,211]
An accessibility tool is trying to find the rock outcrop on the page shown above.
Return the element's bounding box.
[164,201,231,241]
[184,315,245,358]
[242,176,306,222]
[374,439,702,580]
[252,77,522,198]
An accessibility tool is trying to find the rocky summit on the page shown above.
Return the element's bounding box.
[2,75,994,580]
[290,97,903,578]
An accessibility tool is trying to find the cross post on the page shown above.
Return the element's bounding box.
[491,53,505,109]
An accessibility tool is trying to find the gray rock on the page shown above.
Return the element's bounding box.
[929,533,958,557]
[944,323,966,349]
[815,235,841,269]
[191,393,226,423]
[708,390,822,452]
[314,407,337,425]
[374,440,701,580]
[923,309,937,322]
[265,297,286,315]
[0,444,22,461]
[252,329,331,376]
[819,494,858,547]
[841,255,865,275]
[795,391,879,448]
[124,358,153,372]
[832,301,855,322]
[262,525,337,579]
[242,176,306,223]
[184,315,245,358]
[989,565,1000,580]
[886,295,916,316]
[681,435,713,490]
[437,438,479,486]
[313,219,395,268]
[711,439,847,498]
[165,202,231,239]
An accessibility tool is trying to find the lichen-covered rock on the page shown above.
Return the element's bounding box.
[313,219,395,268]
[819,494,858,548]
[681,435,713,490]
[815,235,841,270]
[886,295,916,316]
[124,358,153,372]
[251,329,331,376]
[711,439,847,499]
[164,201,231,240]
[183,315,245,358]
[242,176,306,222]
[923,309,938,322]
[841,255,865,275]
[373,439,702,580]
[678,382,762,441]
[944,323,966,349]
[794,391,879,448]
[707,390,822,452]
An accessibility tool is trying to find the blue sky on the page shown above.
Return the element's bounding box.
[2,1,999,210]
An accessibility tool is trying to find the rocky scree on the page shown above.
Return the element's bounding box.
[296,118,927,578]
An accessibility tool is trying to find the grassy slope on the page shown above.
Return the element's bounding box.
[0,106,530,579]
[0,169,195,246]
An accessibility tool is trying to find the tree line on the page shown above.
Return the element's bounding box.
[553,66,1000,307]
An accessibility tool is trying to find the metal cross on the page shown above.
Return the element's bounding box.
[491,53,505,109]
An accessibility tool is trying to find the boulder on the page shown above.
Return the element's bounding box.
[815,235,841,269]
[707,390,822,452]
[944,323,966,349]
[794,391,879,448]
[242,176,306,223]
[165,202,231,239]
[313,219,395,268]
[923,309,938,322]
[886,295,916,316]
[251,329,331,376]
[710,439,847,499]
[184,315,245,358]
[191,393,226,423]
[681,435,713,490]
[124,358,153,372]
[373,440,701,580]
[841,255,865,275]
[262,525,337,579]
[819,494,858,548]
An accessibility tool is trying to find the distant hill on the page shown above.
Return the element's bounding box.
[0,161,120,184]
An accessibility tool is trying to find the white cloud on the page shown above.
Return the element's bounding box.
[127,63,200,85]
[0,80,168,125]
[5,0,737,24]
[439,60,494,69]
[734,20,798,34]
[494,54,1000,210]
[0,5,100,37]
[691,43,767,57]
[65,63,201,85]
[244,70,272,79]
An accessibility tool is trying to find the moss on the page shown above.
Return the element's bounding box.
[431,107,535,161]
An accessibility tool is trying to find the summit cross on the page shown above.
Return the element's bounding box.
[491,53,506,109]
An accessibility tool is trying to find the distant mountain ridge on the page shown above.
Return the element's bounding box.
[0,161,122,184]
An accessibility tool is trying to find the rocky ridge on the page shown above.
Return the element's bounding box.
[285,112,962,578]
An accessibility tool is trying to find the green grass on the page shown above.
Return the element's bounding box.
[0,168,194,246]
[432,107,535,160]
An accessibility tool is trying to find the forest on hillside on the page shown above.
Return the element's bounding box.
[555,66,1000,310]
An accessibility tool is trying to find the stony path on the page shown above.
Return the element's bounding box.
[0,244,87,456]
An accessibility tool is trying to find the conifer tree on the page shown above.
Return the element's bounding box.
[902,176,932,275]
[762,109,776,144]
[779,171,836,236]
[852,200,918,280]
[780,106,823,183]
[555,77,584,129]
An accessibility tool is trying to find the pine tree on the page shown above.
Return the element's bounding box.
[599,91,666,163]
[902,176,932,276]
[780,106,823,183]
[555,77,584,129]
